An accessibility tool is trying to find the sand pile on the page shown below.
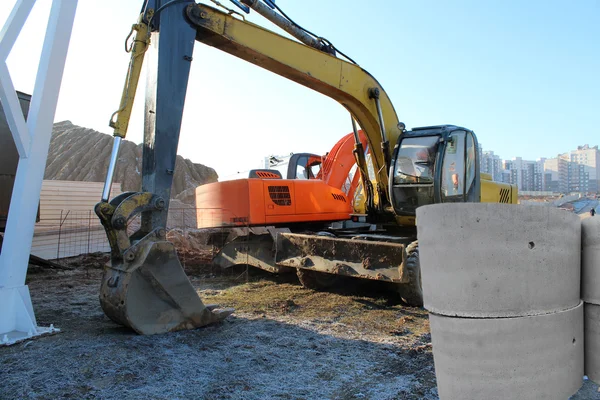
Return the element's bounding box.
[44,121,217,203]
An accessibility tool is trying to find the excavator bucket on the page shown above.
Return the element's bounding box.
[95,193,232,335]
[100,241,232,335]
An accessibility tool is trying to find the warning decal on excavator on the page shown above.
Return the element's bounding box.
[499,188,511,203]
[331,193,347,202]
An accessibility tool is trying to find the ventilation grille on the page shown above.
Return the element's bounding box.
[499,188,511,203]
[255,171,281,179]
[331,193,347,202]
[268,186,292,206]
[249,169,282,179]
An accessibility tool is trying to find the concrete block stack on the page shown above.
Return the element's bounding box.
[417,203,584,400]
[582,217,600,384]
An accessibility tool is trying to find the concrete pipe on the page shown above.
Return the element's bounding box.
[582,217,600,304]
[429,302,584,400]
[417,203,581,317]
[585,302,600,384]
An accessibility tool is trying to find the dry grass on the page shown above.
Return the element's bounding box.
[202,277,430,341]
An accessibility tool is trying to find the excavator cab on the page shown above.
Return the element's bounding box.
[389,125,481,217]
[289,153,323,180]
[266,153,323,180]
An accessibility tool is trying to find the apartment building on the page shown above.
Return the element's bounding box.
[481,150,503,182]
[501,157,544,191]
[543,157,568,193]
[479,144,598,194]
[568,145,599,193]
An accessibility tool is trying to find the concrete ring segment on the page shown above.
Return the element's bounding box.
[582,217,600,304]
[585,302,600,384]
[429,302,584,400]
[416,203,581,317]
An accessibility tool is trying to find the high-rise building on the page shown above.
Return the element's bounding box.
[568,145,599,193]
[478,144,598,194]
[502,159,514,185]
[504,157,542,191]
[543,157,568,193]
[481,151,502,182]
[533,158,545,191]
[566,161,588,193]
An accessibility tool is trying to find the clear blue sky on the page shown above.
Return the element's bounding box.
[2,0,599,178]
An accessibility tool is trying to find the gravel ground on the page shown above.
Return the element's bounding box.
[1,255,598,399]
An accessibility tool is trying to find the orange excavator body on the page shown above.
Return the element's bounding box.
[195,131,367,228]
[196,179,351,228]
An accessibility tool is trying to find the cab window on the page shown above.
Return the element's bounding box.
[294,155,310,179]
[441,131,466,201]
[307,156,322,179]
[294,155,321,179]
[393,136,439,185]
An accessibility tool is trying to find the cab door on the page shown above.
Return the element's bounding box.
[286,153,322,179]
[439,130,480,203]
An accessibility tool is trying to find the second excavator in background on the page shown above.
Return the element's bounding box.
[197,130,369,228]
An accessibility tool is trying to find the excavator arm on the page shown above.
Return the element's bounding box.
[102,1,403,212]
[96,0,404,334]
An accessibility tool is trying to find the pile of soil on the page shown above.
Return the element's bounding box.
[44,121,218,203]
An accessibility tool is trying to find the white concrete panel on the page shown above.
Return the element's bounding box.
[585,302,600,384]
[582,217,600,304]
[417,203,581,317]
[429,302,584,400]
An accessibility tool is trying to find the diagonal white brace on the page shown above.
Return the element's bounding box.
[0,63,31,157]
[0,0,36,60]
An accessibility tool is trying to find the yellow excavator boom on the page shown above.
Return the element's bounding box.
[189,4,402,210]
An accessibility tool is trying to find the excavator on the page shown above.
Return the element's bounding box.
[199,130,368,226]
[197,130,369,275]
[96,0,518,335]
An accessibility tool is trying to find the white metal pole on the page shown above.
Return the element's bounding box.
[0,0,78,345]
[0,0,78,286]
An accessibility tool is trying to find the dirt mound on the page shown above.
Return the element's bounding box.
[167,228,215,266]
[44,121,218,202]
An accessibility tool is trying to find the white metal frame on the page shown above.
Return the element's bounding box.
[0,0,78,346]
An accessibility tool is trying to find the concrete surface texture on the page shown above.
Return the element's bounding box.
[416,203,581,317]
[585,303,600,385]
[429,302,584,400]
[582,217,600,304]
